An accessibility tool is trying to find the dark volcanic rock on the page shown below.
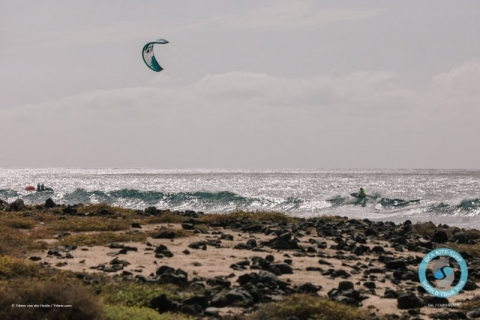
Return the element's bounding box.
[6,199,26,212]
[297,282,322,293]
[182,295,209,310]
[371,245,385,253]
[155,265,175,276]
[383,288,400,299]
[463,280,478,291]
[269,238,291,250]
[159,273,188,286]
[225,289,254,305]
[182,222,195,230]
[45,198,56,208]
[150,294,177,313]
[63,206,77,214]
[423,296,449,306]
[207,277,231,288]
[220,233,234,241]
[188,241,207,249]
[385,260,406,270]
[211,289,254,308]
[397,293,424,309]
[152,231,175,239]
[318,259,333,266]
[450,231,469,244]
[270,263,293,274]
[468,309,480,319]
[242,224,263,232]
[338,281,354,291]
[109,243,124,249]
[432,229,448,243]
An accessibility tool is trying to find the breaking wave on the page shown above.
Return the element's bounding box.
[1,188,479,217]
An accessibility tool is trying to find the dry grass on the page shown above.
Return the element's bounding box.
[48,217,130,232]
[58,231,149,247]
[0,225,50,257]
[74,203,137,216]
[412,222,438,238]
[0,255,47,280]
[460,295,480,312]
[143,212,186,224]
[0,253,192,320]
[465,229,480,240]
[412,221,480,241]
[154,228,194,238]
[444,242,480,257]
[0,279,105,320]
[0,212,36,229]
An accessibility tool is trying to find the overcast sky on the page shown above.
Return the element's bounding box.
[1,1,479,169]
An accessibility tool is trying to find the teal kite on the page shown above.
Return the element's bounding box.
[142,39,169,72]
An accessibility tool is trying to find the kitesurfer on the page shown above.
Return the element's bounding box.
[358,188,365,198]
[37,183,41,191]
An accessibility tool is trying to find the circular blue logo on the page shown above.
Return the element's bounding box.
[418,248,468,297]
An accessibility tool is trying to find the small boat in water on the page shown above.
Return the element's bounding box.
[25,185,54,192]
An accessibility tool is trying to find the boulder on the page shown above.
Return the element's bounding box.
[385,260,406,270]
[397,293,424,309]
[6,199,26,212]
[432,229,448,243]
[150,294,176,313]
[152,231,175,239]
[450,231,469,244]
[45,198,56,208]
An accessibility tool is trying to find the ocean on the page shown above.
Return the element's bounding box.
[1,168,479,229]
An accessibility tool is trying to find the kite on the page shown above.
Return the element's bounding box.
[142,39,169,72]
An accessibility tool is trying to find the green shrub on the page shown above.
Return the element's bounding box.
[100,283,184,308]
[104,305,192,320]
[230,294,367,320]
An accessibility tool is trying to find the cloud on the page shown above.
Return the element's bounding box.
[1,61,479,167]
[5,62,479,125]
[184,1,384,32]
[417,60,480,124]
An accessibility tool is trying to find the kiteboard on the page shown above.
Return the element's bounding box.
[350,193,367,199]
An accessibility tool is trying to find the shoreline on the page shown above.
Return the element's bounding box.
[1,199,480,319]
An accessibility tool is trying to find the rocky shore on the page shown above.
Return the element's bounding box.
[2,198,480,319]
